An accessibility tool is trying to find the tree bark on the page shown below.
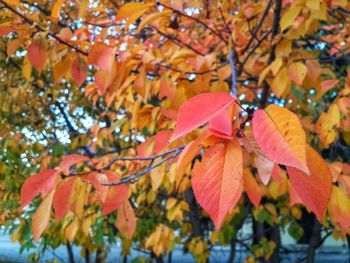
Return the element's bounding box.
[66,241,75,263]
[184,187,204,237]
[306,217,321,263]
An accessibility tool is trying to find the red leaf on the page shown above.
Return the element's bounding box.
[0,26,15,37]
[137,130,172,157]
[53,177,77,221]
[101,173,129,216]
[169,92,234,142]
[84,172,108,202]
[59,154,89,175]
[28,40,48,72]
[287,145,332,220]
[21,169,59,208]
[192,139,243,229]
[208,109,233,137]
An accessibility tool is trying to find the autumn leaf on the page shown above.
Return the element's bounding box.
[102,173,129,216]
[27,40,48,72]
[53,177,77,221]
[244,169,262,208]
[192,139,243,229]
[51,0,64,20]
[287,62,307,86]
[169,92,234,142]
[328,186,350,230]
[208,108,233,137]
[32,190,54,243]
[21,169,59,208]
[315,104,340,148]
[252,104,309,175]
[88,43,115,73]
[72,57,87,86]
[287,145,332,220]
[59,154,89,175]
[115,201,137,239]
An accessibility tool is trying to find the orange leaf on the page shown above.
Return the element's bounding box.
[84,172,108,202]
[287,145,332,220]
[32,190,54,243]
[252,105,309,175]
[27,40,48,72]
[88,43,115,72]
[102,173,129,216]
[0,26,14,37]
[59,154,89,175]
[72,57,87,86]
[244,169,262,208]
[328,186,350,230]
[137,130,172,158]
[169,92,234,142]
[116,201,137,239]
[208,109,232,137]
[192,139,243,229]
[21,169,59,208]
[53,177,77,221]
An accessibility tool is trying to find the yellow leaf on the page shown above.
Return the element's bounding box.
[116,3,153,30]
[51,0,64,20]
[72,178,87,219]
[271,66,291,97]
[53,55,73,83]
[270,58,283,76]
[306,0,320,10]
[4,0,21,8]
[22,57,32,81]
[315,105,340,147]
[258,65,271,86]
[252,105,309,175]
[287,62,307,86]
[65,218,79,241]
[280,5,302,31]
[150,165,165,191]
[32,190,54,243]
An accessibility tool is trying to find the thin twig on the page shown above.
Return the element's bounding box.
[0,0,88,56]
[229,51,238,96]
[102,148,184,186]
[159,2,227,43]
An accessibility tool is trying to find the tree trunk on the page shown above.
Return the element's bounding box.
[306,217,321,263]
[85,248,90,263]
[184,188,204,237]
[226,239,236,263]
[268,225,281,263]
[95,248,103,263]
[66,241,75,263]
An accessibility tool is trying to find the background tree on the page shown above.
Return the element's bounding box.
[0,0,349,262]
